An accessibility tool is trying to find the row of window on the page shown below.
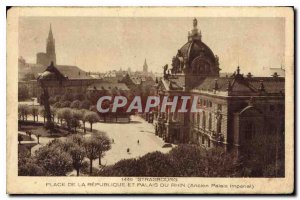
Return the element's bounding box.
[191,112,222,133]
[198,98,222,111]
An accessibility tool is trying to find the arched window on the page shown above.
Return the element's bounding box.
[216,115,222,134]
[208,113,212,130]
[202,111,206,129]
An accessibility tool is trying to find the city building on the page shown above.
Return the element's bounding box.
[153,18,285,151]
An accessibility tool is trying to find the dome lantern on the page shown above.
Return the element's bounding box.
[188,18,202,42]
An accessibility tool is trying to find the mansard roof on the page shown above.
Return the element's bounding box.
[160,74,285,96]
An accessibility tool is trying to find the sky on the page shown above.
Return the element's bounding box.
[19,17,285,75]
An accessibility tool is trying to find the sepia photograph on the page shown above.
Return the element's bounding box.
[6,6,294,194]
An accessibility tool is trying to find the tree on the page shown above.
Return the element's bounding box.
[70,118,80,133]
[203,147,239,177]
[94,133,111,165]
[60,100,71,108]
[30,106,39,122]
[80,100,91,110]
[49,106,55,122]
[69,145,86,176]
[97,145,239,177]
[68,134,85,146]
[54,95,61,103]
[49,96,56,105]
[89,105,97,112]
[72,110,83,133]
[240,133,284,177]
[18,104,29,121]
[53,102,62,109]
[38,107,46,123]
[18,85,29,100]
[22,73,35,81]
[18,157,45,176]
[84,111,100,132]
[56,108,63,125]
[99,158,141,176]
[18,135,23,145]
[52,139,86,176]
[83,137,100,175]
[138,151,176,177]
[70,100,81,109]
[60,108,73,130]
[169,145,206,176]
[80,109,87,133]
[61,93,74,102]
[35,143,73,176]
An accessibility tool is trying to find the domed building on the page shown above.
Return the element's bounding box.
[171,18,220,78]
[154,18,285,153]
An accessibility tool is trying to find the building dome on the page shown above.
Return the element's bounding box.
[37,61,67,81]
[171,18,220,76]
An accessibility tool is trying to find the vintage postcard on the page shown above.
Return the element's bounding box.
[7,7,294,194]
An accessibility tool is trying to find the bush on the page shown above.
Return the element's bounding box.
[169,145,206,176]
[53,102,62,108]
[35,144,73,176]
[60,100,71,108]
[100,158,142,176]
[98,145,239,177]
[139,151,176,177]
[18,157,45,176]
[80,100,91,110]
[70,100,81,109]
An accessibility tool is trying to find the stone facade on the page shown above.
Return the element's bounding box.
[153,18,285,151]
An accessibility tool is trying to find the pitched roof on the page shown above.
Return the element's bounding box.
[87,82,129,91]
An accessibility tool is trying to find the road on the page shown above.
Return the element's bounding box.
[88,115,172,167]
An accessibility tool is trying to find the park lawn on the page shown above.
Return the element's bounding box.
[18,134,34,141]
[19,124,71,137]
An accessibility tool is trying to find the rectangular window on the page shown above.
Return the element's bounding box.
[218,104,222,111]
[208,139,211,148]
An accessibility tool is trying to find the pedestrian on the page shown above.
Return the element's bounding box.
[112,139,114,143]
[137,140,139,144]
[127,148,130,153]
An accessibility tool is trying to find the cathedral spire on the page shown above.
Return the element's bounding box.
[143,58,148,73]
[48,23,53,40]
[46,23,56,65]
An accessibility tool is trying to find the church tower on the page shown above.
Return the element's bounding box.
[36,24,57,66]
[143,58,148,73]
[46,24,56,65]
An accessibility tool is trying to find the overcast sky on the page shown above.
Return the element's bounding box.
[19,17,285,75]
